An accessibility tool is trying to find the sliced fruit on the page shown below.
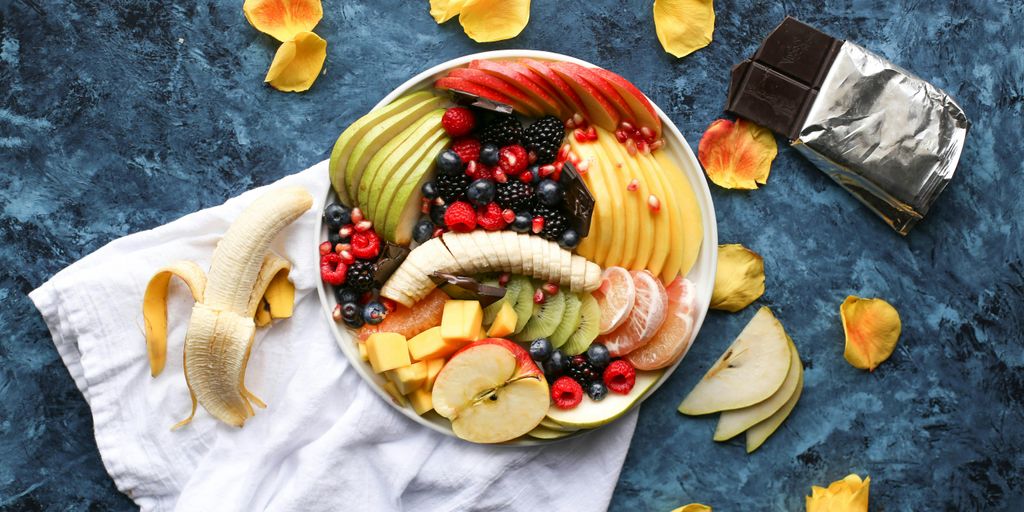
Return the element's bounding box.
[597,130,646,269]
[512,276,535,333]
[440,300,483,344]
[448,67,544,116]
[715,336,802,441]
[548,62,621,131]
[590,68,662,138]
[360,109,445,218]
[593,267,635,334]
[652,149,703,278]
[365,332,412,374]
[482,274,525,324]
[549,292,583,348]
[618,135,670,275]
[383,134,452,244]
[469,59,565,117]
[518,58,589,120]
[539,416,580,432]
[560,293,600,356]
[625,277,699,370]
[678,307,792,415]
[569,137,613,265]
[513,287,566,342]
[357,290,448,341]
[745,369,803,453]
[527,425,574,440]
[545,370,661,428]
[488,302,518,337]
[435,77,521,111]
[432,339,549,443]
[597,270,668,357]
[636,148,685,282]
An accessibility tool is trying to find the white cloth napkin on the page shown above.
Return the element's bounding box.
[29,160,638,512]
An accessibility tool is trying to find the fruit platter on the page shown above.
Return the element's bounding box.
[315,50,717,444]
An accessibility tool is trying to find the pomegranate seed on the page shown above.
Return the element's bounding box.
[649,139,665,151]
[433,197,445,206]
[501,208,516,223]
[564,118,576,130]
[539,164,556,177]
[519,172,534,183]
[568,151,580,164]
[533,288,546,304]
[332,304,343,322]
[532,216,545,234]
[572,113,585,126]
[465,160,477,177]
[354,220,373,232]
[380,298,397,313]
[627,178,639,191]
[432,227,444,238]
[554,161,564,173]
[339,225,354,238]
[573,128,587,142]
[614,130,628,143]
[528,151,538,164]
[616,162,623,169]
[542,282,559,295]
[576,160,590,175]
[494,169,508,183]
[336,243,351,254]
[648,194,661,212]
[585,127,597,141]
[619,121,635,134]
[350,208,364,223]
[339,250,355,264]
[626,139,638,156]
[319,241,332,255]
[637,140,649,154]
[558,143,571,161]
[498,273,511,286]
[640,126,655,141]
[421,201,430,214]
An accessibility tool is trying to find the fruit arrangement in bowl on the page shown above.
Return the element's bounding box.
[316,51,716,444]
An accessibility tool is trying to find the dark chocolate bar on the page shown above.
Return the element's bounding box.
[370,242,410,285]
[430,272,506,306]
[559,161,594,237]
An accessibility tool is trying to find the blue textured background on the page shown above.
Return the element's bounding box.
[2,0,1022,510]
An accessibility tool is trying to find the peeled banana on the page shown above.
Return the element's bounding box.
[143,186,312,428]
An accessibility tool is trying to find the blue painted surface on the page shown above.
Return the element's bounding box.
[1,0,1022,510]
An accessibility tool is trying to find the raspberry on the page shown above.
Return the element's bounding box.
[443,201,477,232]
[476,202,507,231]
[451,138,481,164]
[603,360,636,395]
[320,252,347,286]
[551,376,583,410]
[498,145,529,176]
[441,107,476,137]
[467,162,495,180]
[350,230,381,260]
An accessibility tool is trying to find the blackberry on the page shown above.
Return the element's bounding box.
[523,116,564,164]
[346,261,376,291]
[495,180,533,211]
[532,204,569,241]
[478,115,523,147]
[566,355,597,385]
[434,173,470,203]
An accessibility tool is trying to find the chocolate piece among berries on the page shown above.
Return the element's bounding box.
[557,161,595,238]
[367,242,410,287]
[445,88,515,115]
[430,272,507,306]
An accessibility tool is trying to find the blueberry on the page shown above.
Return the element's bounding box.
[323,204,351,230]
[412,218,435,243]
[342,302,364,328]
[510,213,532,233]
[535,179,563,206]
[586,381,608,401]
[421,181,439,199]
[467,179,496,207]
[586,344,610,369]
[480,143,500,166]
[558,229,580,250]
[363,301,387,325]
[544,349,566,378]
[328,231,342,248]
[529,338,553,362]
[429,203,448,226]
[527,165,541,184]
[436,149,463,175]
[334,286,360,305]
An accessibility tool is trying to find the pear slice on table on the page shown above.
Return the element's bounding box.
[678,307,792,415]
[746,369,803,453]
[714,336,803,441]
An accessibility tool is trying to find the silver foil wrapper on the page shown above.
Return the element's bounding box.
[792,42,970,235]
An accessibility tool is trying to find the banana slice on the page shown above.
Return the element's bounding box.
[490,231,511,272]
[583,260,601,291]
[519,233,535,276]
[470,230,500,270]
[441,232,474,274]
[560,249,573,287]
[569,255,587,292]
[503,232,522,274]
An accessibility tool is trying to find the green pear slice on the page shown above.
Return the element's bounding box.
[383,135,452,244]
[678,307,792,415]
[745,368,803,453]
[539,417,580,432]
[527,425,574,440]
[714,337,802,441]
[360,109,445,221]
[343,94,445,207]
[545,370,661,429]
[329,91,438,205]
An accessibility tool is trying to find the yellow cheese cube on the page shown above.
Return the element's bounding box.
[366,333,411,373]
[386,361,427,395]
[357,342,368,361]
[408,387,433,415]
[408,327,457,361]
[441,300,483,343]
[382,381,407,406]
[487,302,518,338]
[423,358,445,391]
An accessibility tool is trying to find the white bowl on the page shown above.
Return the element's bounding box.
[315,50,717,445]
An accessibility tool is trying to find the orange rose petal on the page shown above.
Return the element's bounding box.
[244,0,323,42]
[430,0,468,23]
[698,118,777,190]
[653,0,715,58]
[806,474,870,512]
[840,296,901,371]
[265,32,327,93]
[458,0,531,43]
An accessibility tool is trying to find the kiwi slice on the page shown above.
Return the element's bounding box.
[482,276,524,325]
[549,292,582,349]
[513,287,566,342]
[560,293,600,355]
[512,276,534,333]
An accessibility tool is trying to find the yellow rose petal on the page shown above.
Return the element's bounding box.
[430,0,468,23]
[653,0,715,58]
[710,244,765,312]
[244,0,323,42]
[458,0,530,43]
[698,118,778,190]
[672,505,712,512]
[265,32,327,93]
[841,296,901,371]
[806,474,870,512]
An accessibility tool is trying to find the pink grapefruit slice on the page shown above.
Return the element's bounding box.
[625,277,698,370]
[597,270,668,357]
[593,266,636,334]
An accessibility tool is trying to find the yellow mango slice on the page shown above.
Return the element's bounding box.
[806,474,870,512]
[653,0,715,58]
[487,302,517,338]
[243,0,323,42]
[265,32,327,93]
[710,244,765,312]
[841,297,901,371]
[366,333,411,373]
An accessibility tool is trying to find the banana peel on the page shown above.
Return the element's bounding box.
[143,186,312,428]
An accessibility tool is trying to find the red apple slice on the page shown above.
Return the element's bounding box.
[591,68,662,138]
[625,277,698,370]
[518,58,590,120]
[432,339,548,443]
[502,61,568,114]
[469,60,565,118]
[597,270,669,357]
[547,62,621,131]
[435,77,521,113]
[447,68,544,117]
[555,62,634,129]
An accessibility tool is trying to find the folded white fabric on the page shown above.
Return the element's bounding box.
[29,160,638,512]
